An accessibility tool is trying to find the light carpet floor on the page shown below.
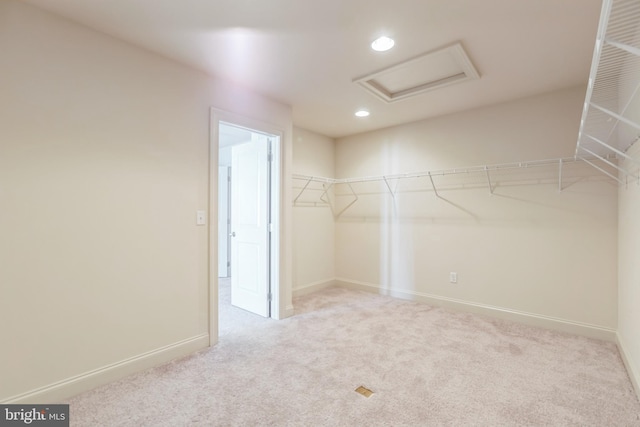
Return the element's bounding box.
[67,281,640,426]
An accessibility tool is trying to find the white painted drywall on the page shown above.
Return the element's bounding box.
[617,29,640,393]
[334,87,618,330]
[292,128,335,292]
[0,0,292,402]
[618,140,640,395]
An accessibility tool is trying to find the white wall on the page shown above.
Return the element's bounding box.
[619,140,640,395]
[617,32,640,393]
[0,0,292,402]
[334,87,618,337]
[292,128,335,293]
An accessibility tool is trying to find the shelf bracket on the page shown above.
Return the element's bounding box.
[294,176,313,203]
[580,157,624,185]
[580,146,639,181]
[603,79,640,146]
[583,132,640,165]
[318,182,334,204]
[427,171,442,199]
[590,102,640,132]
[484,166,494,194]
[382,176,396,198]
[334,183,359,217]
[605,37,640,58]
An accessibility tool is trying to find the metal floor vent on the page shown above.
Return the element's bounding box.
[355,386,374,398]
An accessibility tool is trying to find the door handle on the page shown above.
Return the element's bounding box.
[230,232,236,237]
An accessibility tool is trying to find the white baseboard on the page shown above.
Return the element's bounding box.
[292,279,337,298]
[335,278,617,342]
[2,333,209,404]
[617,333,640,400]
[284,304,295,318]
[271,306,294,320]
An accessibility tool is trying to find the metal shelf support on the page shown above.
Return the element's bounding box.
[484,166,494,194]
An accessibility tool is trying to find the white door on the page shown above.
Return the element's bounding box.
[218,166,230,278]
[230,133,270,317]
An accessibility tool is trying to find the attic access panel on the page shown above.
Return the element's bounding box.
[353,42,480,103]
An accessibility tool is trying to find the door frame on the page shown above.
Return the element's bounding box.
[209,108,285,345]
[218,165,231,278]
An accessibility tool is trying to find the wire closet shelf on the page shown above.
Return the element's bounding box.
[294,0,640,210]
[576,0,640,184]
[293,156,615,210]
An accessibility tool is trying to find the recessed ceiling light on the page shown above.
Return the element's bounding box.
[371,36,395,52]
[355,110,370,117]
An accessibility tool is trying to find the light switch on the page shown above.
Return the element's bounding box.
[196,210,206,225]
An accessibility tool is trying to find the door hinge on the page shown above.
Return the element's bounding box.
[268,223,273,233]
[267,292,272,301]
[227,261,230,267]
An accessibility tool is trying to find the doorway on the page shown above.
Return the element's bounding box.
[211,112,282,343]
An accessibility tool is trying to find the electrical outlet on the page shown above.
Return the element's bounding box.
[449,272,458,284]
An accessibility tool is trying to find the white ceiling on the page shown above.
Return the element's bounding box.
[25,0,602,138]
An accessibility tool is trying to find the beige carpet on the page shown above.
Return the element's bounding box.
[67,280,640,426]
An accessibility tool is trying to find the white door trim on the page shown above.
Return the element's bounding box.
[218,166,230,278]
[209,108,286,346]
